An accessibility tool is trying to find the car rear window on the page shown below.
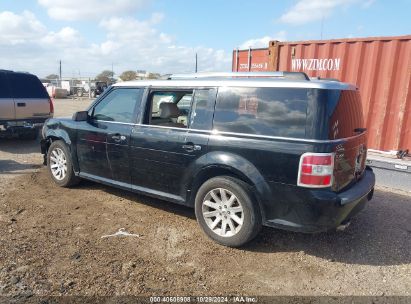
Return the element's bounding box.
[327,90,365,139]
[213,87,308,137]
[9,73,49,99]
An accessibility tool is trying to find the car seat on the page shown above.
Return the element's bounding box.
[158,103,186,128]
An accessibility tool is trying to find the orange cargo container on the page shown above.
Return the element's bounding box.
[232,35,411,151]
[232,48,270,72]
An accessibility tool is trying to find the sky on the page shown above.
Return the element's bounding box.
[0,0,409,78]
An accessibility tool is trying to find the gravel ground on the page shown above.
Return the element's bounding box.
[0,169,410,298]
[0,98,410,299]
[52,97,94,118]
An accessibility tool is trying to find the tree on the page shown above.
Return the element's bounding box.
[96,70,114,83]
[46,74,59,80]
[119,70,137,81]
[148,73,160,79]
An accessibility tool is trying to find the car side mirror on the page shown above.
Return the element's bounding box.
[73,111,89,122]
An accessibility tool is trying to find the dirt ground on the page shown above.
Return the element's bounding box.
[0,99,410,299]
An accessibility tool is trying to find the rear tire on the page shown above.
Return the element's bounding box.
[47,140,80,187]
[194,176,262,247]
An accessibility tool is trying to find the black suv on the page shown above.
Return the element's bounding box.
[40,72,375,247]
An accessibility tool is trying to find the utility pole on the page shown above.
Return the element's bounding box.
[195,53,198,73]
[59,60,62,86]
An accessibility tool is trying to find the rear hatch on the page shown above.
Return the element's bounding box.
[327,90,367,192]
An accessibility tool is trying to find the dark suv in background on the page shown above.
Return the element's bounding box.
[40,72,375,247]
[0,70,53,139]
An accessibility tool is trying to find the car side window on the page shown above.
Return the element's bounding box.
[213,87,308,137]
[146,90,193,128]
[92,88,144,123]
[190,89,216,130]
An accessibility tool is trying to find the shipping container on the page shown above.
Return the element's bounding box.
[232,48,270,72]
[232,35,411,151]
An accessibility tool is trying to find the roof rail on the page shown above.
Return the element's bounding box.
[168,71,310,81]
[310,76,340,82]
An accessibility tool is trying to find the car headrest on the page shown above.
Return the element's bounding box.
[159,102,180,119]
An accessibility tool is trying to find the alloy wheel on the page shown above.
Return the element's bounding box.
[49,148,67,181]
[202,188,244,237]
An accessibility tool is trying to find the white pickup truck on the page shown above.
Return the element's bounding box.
[0,70,54,139]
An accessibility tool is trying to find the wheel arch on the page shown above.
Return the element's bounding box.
[42,129,78,171]
[43,129,71,151]
[186,152,271,221]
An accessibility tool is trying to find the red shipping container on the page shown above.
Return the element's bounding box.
[232,48,270,72]
[232,35,411,151]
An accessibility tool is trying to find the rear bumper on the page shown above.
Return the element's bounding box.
[264,167,375,233]
[0,118,49,132]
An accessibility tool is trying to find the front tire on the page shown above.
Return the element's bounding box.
[194,176,262,247]
[47,140,80,187]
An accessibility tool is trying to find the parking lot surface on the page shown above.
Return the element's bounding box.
[0,98,410,297]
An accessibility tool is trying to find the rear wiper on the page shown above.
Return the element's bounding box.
[354,128,367,133]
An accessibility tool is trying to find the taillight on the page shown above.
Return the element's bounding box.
[297,153,334,188]
[49,97,54,114]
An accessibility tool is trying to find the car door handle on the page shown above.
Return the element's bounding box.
[182,143,201,152]
[111,134,126,142]
[17,102,26,107]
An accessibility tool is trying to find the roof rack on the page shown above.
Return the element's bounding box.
[168,71,310,81]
